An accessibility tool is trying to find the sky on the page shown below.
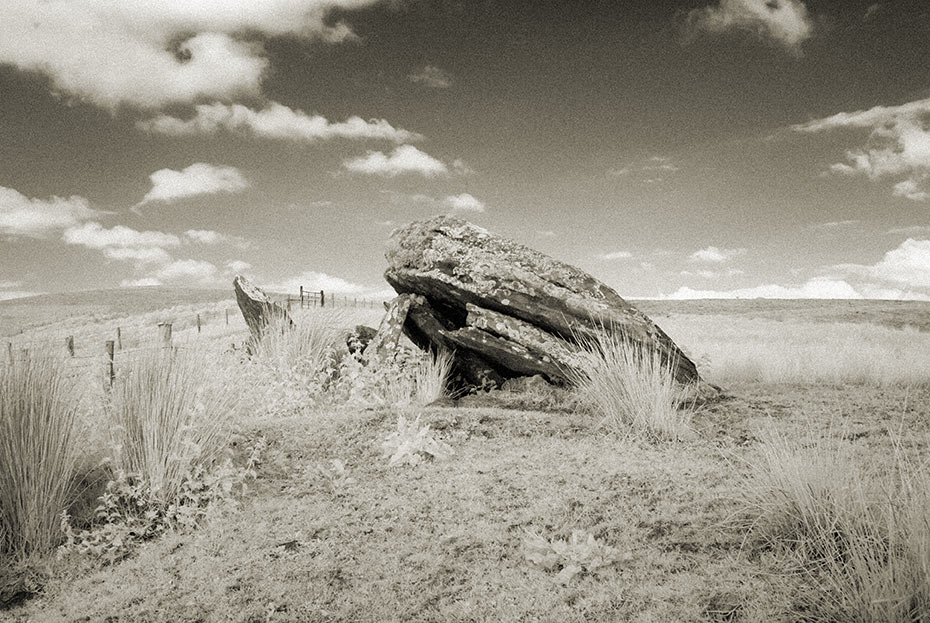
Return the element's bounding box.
[1,0,930,301]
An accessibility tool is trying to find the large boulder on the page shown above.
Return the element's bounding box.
[384,216,700,386]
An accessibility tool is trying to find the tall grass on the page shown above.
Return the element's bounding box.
[106,348,236,505]
[252,310,345,381]
[570,330,694,441]
[0,354,82,559]
[742,426,930,621]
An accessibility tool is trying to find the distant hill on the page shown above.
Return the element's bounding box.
[0,287,235,337]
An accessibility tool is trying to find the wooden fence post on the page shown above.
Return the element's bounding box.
[6,342,12,366]
[320,290,325,308]
[299,286,304,309]
[225,309,229,326]
[105,340,115,388]
[116,327,122,350]
[196,313,202,334]
[158,322,173,348]
[65,335,75,357]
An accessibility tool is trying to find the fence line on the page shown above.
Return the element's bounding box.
[285,287,383,311]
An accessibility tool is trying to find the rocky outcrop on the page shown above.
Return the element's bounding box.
[383,216,700,387]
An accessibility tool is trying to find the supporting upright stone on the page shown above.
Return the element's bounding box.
[362,294,415,364]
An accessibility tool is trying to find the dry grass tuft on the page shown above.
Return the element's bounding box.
[0,354,82,559]
[105,348,237,505]
[571,330,695,441]
[742,425,930,622]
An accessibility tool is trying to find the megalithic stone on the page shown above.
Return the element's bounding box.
[362,294,415,364]
[233,275,293,352]
[384,216,700,384]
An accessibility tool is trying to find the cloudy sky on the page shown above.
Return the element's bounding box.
[1,0,929,301]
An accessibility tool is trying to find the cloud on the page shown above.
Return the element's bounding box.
[0,1,381,109]
[407,65,452,88]
[791,97,930,200]
[121,278,162,288]
[836,238,930,289]
[598,251,633,260]
[668,277,864,300]
[226,260,252,273]
[606,168,631,178]
[685,0,813,54]
[152,259,219,284]
[62,222,180,251]
[688,246,747,263]
[269,270,371,295]
[680,268,745,278]
[140,163,249,205]
[137,102,419,143]
[0,186,99,238]
[443,193,486,212]
[343,145,450,177]
[887,225,930,237]
[893,180,929,201]
[62,222,180,268]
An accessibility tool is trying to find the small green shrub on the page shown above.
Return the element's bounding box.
[0,354,82,559]
[570,329,695,441]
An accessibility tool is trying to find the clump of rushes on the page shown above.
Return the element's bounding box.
[571,328,694,441]
[105,348,236,505]
[0,354,82,559]
[743,426,930,622]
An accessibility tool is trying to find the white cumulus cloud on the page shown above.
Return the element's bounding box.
[137,102,419,143]
[792,96,930,201]
[443,193,486,212]
[343,145,450,178]
[689,246,747,263]
[599,251,633,260]
[669,277,863,300]
[62,222,181,251]
[836,238,930,289]
[0,186,99,238]
[0,1,382,109]
[407,65,452,88]
[686,0,813,54]
[140,163,249,205]
[269,270,371,295]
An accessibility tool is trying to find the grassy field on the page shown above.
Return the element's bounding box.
[3,289,930,622]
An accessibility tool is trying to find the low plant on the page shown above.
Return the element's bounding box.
[60,437,264,565]
[570,328,695,441]
[310,459,356,494]
[0,353,82,559]
[741,426,930,622]
[381,414,453,467]
[523,529,625,584]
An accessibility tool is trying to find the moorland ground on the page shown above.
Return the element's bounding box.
[2,290,930,622]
